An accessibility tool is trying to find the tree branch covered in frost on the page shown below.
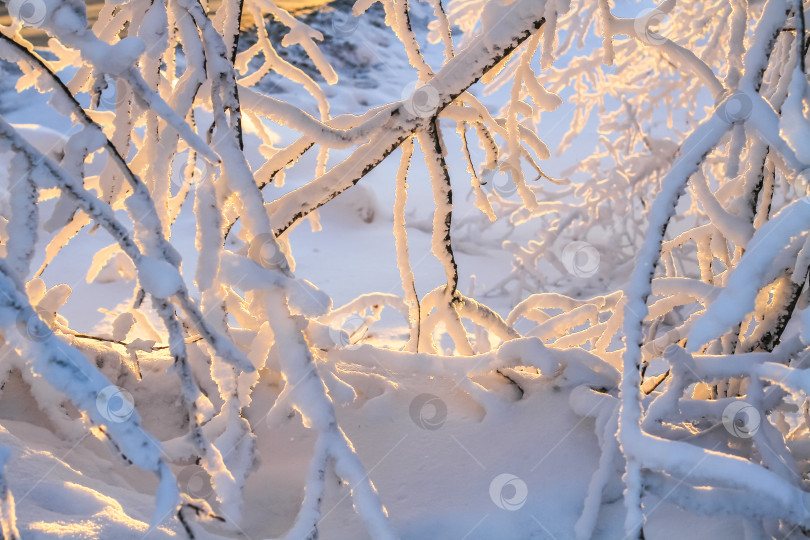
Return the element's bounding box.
[0,448,19,540]
[601,0,810,536]
[2,0,810,537]
[0,0,578,536]
[0,262,179,525]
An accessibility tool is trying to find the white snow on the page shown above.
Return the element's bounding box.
[3,0,810,538]
[136,257,184,299]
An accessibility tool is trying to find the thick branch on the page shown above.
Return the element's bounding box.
[266,3,548,236]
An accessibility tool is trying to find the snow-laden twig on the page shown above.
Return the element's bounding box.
[418,119,459,298]
[393,139,421,351]
[604,0,724,99]
[263,288,396,539]
[0,34,253,374]
[569,387,618,540]
[0,448,19,540]
[618,100,736,538]
[687,197,810,350]
[0,263,178,525]
[265,0,549,235]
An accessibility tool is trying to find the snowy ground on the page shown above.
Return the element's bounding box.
[0,362,744,539]
[0,2,751,539]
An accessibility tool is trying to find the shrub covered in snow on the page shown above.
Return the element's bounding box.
[0,0,809,538]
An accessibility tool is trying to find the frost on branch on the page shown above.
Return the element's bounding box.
[2,0,810,537]
[0,0,558,535]
[0,448,19,540]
